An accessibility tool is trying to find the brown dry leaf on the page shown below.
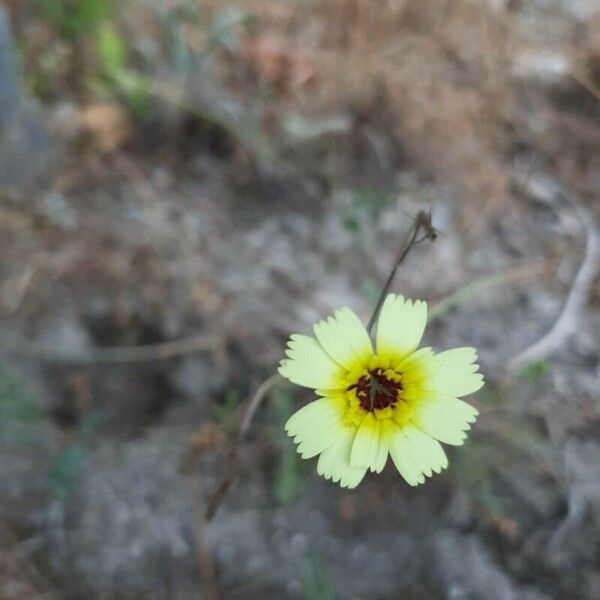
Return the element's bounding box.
[181,422,226,475]
[241,34,317,94]
[488,515,520,540]
[337,493,358,521]
[78,103,131,152]
[188,422,226,454]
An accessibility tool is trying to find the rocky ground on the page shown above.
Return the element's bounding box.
[0,1,599,599]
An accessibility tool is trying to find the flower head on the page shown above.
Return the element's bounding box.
[278,294,484,488]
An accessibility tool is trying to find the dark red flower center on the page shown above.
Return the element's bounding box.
[348,369,403,412]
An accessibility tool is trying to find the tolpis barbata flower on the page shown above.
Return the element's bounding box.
[278,294,484,488]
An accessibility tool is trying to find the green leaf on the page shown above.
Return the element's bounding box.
[114,71,152,119]
[97,23,126,80]
[518,360,548,383]
[37,0,114,39]
[0,365,43,446]
[269,388,306,506]
[212,389,240,434]
[273,442,304,506]
[48,443,86,500]
[299,551,335,600]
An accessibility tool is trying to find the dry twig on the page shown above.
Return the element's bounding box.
[205,374,282,520]
[507,198,600,371]
[428,257,558,320]
[188,479,220,600]
[0,334,220,364]
[569,69,600,105]
[0,528,58,600]
[366,209,439,335]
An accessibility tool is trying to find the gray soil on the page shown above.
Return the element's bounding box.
[0,2,599,599]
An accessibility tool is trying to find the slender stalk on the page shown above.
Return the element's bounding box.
[205,374,282,520]
[366,210,438,336]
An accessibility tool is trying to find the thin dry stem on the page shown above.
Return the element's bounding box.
[189,479,219,600]
[508,198,600,371]
[428,257,558,321]
[0,334,220,364]
[569,69,600,105]
[205,374,282,520]
[366,210,438,335]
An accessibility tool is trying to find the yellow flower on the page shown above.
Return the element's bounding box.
[278,294,484,488]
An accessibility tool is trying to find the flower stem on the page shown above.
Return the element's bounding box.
[366,210,439,336]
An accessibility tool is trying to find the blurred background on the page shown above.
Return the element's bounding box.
[0,1,599,599]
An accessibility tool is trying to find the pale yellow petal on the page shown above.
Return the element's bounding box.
[285,397,345,458]
[402,424,448,475]
[398,346,435,372]
[397,347,435,387]
[313,307,372,370]
[339,464,367,489]
[388,429,426,486]
[350,412,380,469]
[278,334,345,390]
[371,424,389,473]
[419,392,479,423]
[424,347,484,397]
[411,400,475,445]
[376,294,427,362]
[317,427,367,488]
